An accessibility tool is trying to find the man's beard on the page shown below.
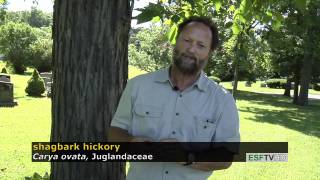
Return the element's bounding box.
[173,48,207,75]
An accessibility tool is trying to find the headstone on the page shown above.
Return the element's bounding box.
[291,82,295,89]
[260,82,267,87]
[0,81,17,107]
[0,73,10,82]
[40,72,52,80]
[245,81,252,87]
[42,77,51,87]
[40,72,53,96]
[46,82,52,97]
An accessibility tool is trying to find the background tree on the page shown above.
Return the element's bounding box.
[129,24,172,72]
[28,6,52,28]
[296,0,320,105]
[0,22,37,73]
[0,0,7,25]
[265,0,320,105]
[5,8,52,27]
[29,27,52,72]
[51,0,133,179]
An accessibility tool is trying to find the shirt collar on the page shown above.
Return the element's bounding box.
[195,71,208,92]
[154,67,171,83]
[154,67,208,92]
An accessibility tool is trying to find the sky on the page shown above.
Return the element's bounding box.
[6,0,157,27]
[6,0,54,12]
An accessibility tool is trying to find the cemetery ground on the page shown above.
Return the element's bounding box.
[0,63,319,179]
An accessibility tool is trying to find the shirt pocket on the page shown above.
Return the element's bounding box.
[194,115,217,142]
[132,104,163,140]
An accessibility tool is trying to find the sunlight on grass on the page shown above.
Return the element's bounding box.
[128,65,147,79]
[220,81,320,95]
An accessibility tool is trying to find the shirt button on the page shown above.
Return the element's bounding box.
[165,171,169,174]
[146,111,149,115]
[172,131,176,134]
[176,112,179,116]
[179,94,182,97]
[204,126,207,129]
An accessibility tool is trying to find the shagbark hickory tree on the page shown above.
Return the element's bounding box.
[51,0,133,179]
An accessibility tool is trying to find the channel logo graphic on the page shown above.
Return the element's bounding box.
[246,153,288,162]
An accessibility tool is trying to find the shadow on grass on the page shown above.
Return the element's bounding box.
[14,95,47,101]
[23,71,33,76]
[233,89,320,138]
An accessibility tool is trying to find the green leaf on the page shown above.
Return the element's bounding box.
[185,0,196,9]
[168,24,177,44]
[232,23,241,35]
[164,19,172,25]
[135,3,165,24]
[214,0,222,12]
[271,19,282,31]
[171,14,180,23]
[274,12,284,22]
[228,5,236,12]
[225,21,233,28]
[239,14,246,24]
[266,11,273,18]
[151,16,161,23]
[294,0,307,11]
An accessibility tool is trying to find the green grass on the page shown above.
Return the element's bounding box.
[128,65,146,79]
[220,81,320,95]
[0,72,51,179]
[1,65,319,179]
[209,90,320,179]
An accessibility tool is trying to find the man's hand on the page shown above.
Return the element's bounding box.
[158,138,233,171]
[130,137,153,142]
[159,138,178,142]
[185,162,232,171]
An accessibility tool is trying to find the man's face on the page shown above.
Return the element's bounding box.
[173,22,212,75]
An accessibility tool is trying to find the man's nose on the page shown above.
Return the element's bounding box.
[187,43,197,54]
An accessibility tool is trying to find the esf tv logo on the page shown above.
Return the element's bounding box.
[246,153,288,162]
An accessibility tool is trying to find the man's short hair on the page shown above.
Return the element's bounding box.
[177,16,219,51]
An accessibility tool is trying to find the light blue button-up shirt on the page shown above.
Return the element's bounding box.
[111,67,240,180]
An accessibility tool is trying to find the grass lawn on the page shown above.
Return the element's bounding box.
[220,81,320,95]
[0,64,319,179]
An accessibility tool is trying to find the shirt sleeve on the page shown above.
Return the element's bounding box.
[213,94,240,143]
[110,79,135,132]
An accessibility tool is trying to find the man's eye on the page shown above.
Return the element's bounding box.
[184,39,190,42]
[198,44,205,48]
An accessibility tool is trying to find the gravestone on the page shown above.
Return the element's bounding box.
[0,80,17,107]
[260,82,267,87]
[0,73,10,82]
[245,81,252,87]
[40,72,53,97]
[42,77,51,87]
[40,72,52,80]
[46,82,52,97]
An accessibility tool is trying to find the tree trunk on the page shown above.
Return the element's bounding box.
[283,77,291,97]
[297,29,313,106]
[232,58,239,98]
[293,76,299,104]
[51,0,132,179]
[232,37,241,99]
